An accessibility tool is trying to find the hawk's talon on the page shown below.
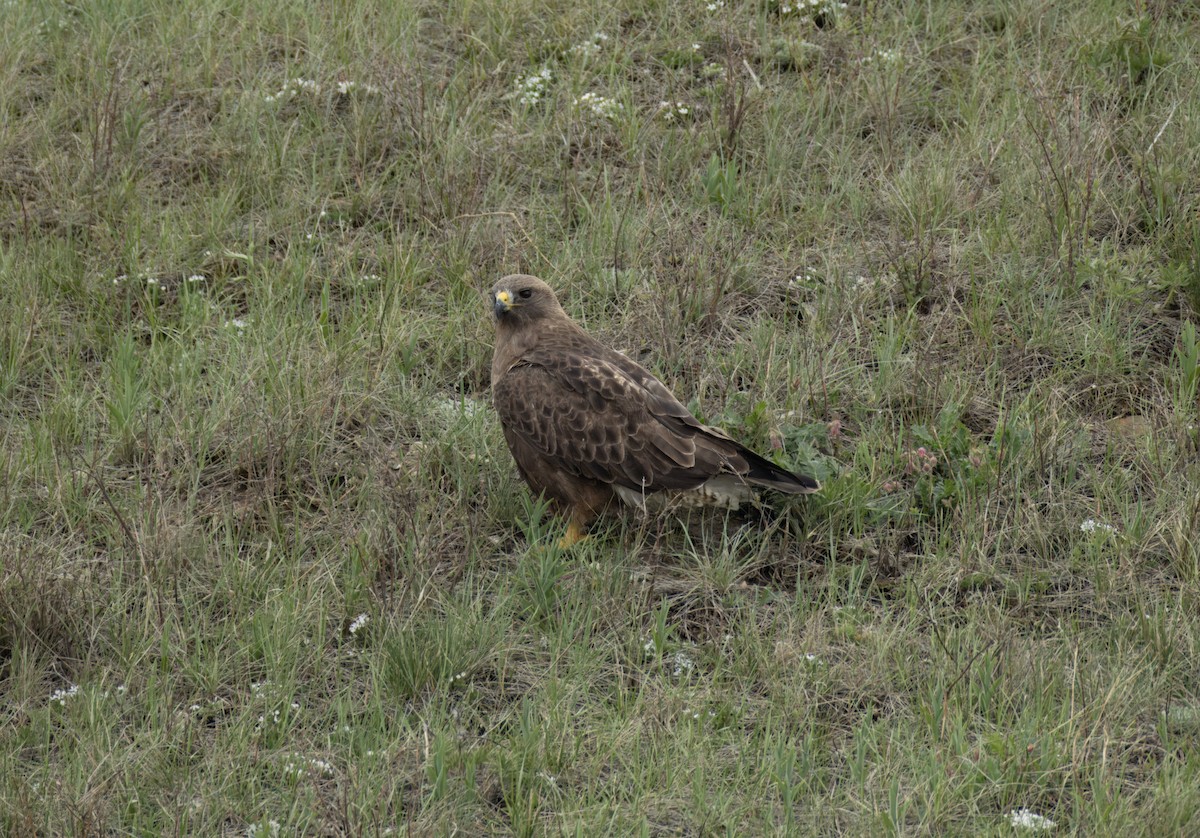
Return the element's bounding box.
[556,520,588,549]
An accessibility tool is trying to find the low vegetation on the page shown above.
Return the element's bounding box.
[2,0,1198,834]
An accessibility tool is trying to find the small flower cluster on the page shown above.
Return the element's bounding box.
[256,700,301,729]
[112,271,163,288]
[434,396,484,419]
[904,446,938,475]
[1080,519,1117,535]
[264,77,319,103]
[570,31,609,57]
[246,820,281,838]
[790,267,821,288]
[516,67,553,105]
[657,101,692,122]
[860,48,902,65]
[706,1,725,11]
[574,91,622,121]
[1007,808,1056,831]
[112,272,201,289]
[252,681,301,729]
[348,613,370,635]
[37,17,72,35]
[282,755,334,779]
[49,684,80,706]
[264,77,377,103]
[827,418,842,440]
[225,317,249,335]
[671,651,695,676]
[780,0,847,16]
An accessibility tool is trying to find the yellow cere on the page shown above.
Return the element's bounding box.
[496,290,511,306]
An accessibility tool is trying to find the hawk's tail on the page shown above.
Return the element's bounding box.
[739,445,820,494]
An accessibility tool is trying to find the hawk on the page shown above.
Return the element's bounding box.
[489,274,819,547]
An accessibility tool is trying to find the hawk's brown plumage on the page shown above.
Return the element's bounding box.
[489,275,819,546]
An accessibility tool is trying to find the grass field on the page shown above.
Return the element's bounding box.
[3,0,1200,834]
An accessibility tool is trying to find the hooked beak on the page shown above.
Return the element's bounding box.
[493,289,512,318]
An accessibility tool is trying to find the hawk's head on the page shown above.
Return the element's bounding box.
[491,275,566,324]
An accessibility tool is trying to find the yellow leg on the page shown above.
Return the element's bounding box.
[556,519,588,549]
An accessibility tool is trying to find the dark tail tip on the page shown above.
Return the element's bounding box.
[744,449,821,494]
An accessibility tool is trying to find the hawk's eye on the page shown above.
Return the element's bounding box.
[518,288,533,299]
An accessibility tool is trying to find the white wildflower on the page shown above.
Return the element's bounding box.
[538,771,558,788]
[332,79,379,95]
[433,397,483,418]
[225,318,248,334]
[1080,519,1117,535]
[283,755,333,779]
[265,77,324,104]
[570,31,609,57]
[1007,808,1056,831]
[574,91,622,121]
[186,274,205,283]
[37,18,71,35]
[658,100,691,122]
[246,820,281,838]
[706,1,724,11]
[790,268,820,287]
[516,66,553,105]
[348,613,370,635]
[49,684,80,706]
[672,651,695,676]
[860,48,902,66]
[780,0,848,16]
